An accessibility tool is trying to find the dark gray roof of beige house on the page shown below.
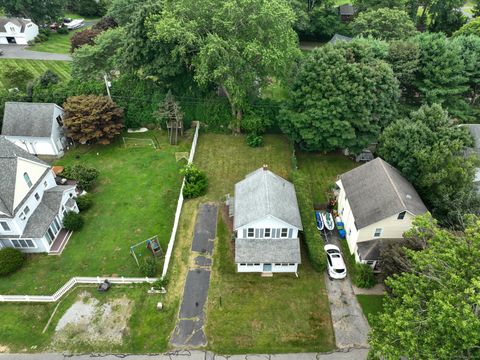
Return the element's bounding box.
[235,238,302,263]
[233,168,302,230]
[2,102,62,138]
[339,158,427,229]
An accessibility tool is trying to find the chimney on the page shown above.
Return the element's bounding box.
[263,164,268,171]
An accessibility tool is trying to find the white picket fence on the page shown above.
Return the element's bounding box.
[0,276,157,303]
[161,121,200,278]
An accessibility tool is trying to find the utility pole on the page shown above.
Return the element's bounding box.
[103,74,112,100]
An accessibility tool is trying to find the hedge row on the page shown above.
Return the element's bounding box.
[292,170,327,272]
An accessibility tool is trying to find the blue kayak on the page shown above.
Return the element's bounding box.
[315,211,324,231]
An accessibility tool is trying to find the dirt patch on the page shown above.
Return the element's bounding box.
[52,291,132,348]
[0,345,10,353]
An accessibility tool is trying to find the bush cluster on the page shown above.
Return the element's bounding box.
[246,134,264,147]
[62,211,84,231]
[140,257,158,277]
[182,164,208,199]
[63,164,99,191]
[76,193,94,211]
[291,170,326,271]
[0,248,26,276]
[56,27,69,35]
[352,263,376,288]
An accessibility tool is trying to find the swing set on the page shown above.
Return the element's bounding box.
[130,235,163,268]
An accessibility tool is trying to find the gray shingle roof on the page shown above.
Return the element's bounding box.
[357,238,402,261]
[2,102,60,137]
[329,34,353,44]
[235,238,301,263]
[233,168,303,230]
[338,4,355,15]
[0,18,32,33]
[339,158,427,229]
[0,136,48,217]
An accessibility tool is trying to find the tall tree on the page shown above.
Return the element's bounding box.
[280,40,400,153]
[453,17,480,37]
[354,0,407,13]
[452,35,480,107]
[148,0,300,130]
[414,32,468,116]
[378,104,478,226]
[63,95,124,144]
[369,214,480,359]
[406,0,466,34]
[2,0,66,24]
[386,40,419,96]
[352,8,416,40]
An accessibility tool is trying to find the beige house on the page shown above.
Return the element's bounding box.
[336,158,427,270]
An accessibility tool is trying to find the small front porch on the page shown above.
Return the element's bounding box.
[48,229,73,255]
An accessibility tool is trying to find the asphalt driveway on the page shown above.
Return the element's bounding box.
[0,45,72,60]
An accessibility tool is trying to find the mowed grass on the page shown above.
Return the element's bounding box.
[197,134,335,353]
[297,151,357,205]
[0,59,71,89]
[357,295,385,324]
[0,131,188,296]
[27,31,75,54]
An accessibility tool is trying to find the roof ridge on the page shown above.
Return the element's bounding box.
[264,169,271,215]
[379,158,407,209]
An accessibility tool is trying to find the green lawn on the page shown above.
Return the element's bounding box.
[197,134,336,353]
[0,131,189,295]
[27,31,76,54]
[0,59,71,90]
[357,295,385,324]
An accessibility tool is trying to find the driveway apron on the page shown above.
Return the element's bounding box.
[170,203,217,348]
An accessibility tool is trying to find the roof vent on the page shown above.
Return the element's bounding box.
[406,194,412,200]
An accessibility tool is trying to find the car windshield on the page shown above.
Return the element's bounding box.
[327,249,339,254]
[334,268,345,273]
[331,254,341,258]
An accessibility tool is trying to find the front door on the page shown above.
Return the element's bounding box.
[263,263,272,272]
[6,37,16,44]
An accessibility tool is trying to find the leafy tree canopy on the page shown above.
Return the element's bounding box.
[407,0,466,34]
[2,0,66,24]
[107,0,138,25]
[369,214,480,359]
[454,17,480,37]
[451,35,480,107]
[147,0,300,127]
[354,0,407,13]
[386,40,419,95]
[280,40,400,153]
[352,8,417,40]
[1,65,34,91]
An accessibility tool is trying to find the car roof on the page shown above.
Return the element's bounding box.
[329,253,346,269]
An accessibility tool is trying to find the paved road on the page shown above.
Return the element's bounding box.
[170,204,218,348]
[324,233,370,349]
[0,349,369,360]
[0,45,72,60]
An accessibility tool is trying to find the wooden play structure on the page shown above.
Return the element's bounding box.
[159,91,184,145]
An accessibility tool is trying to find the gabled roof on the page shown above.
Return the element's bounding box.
[2,102,62,138]
[235,238,301,263]
[329,34,353,44]
[0,136,48,217]
[339,158,427,229]
[233,167,303,230]
[338,4,355,15]
[0,18,33,33]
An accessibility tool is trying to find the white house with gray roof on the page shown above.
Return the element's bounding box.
[0,136,78,253]
[336,158,427,270]
[232,167,302,274]
[1,102,67,157]
[460,124,480,185]
[0,18,38,45]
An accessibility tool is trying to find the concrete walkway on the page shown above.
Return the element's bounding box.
[324,233,370,350]
[353,283,386,296]
[170,204,218,348]
[0,45,72,61]
[0,349,369,360]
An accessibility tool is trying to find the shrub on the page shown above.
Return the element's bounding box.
[63,164,99,191]
[153,276,169,290]
[140,257,157,277]
[37,70,60,88]
[0,248,26,276]
[76,194,93,211]
[57,26,69,35]
[71,28,100,52]
[352,263,376,288]
[62,211,84,231]
[241,114,272,134]
[291,170,326,271]
[246,134,264,147]
[34,33,48,43]
[39,27,51,37]
[181,164,208,199]
[93,16,118,31]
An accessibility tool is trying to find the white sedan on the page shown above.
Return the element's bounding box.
[324,244,347,280]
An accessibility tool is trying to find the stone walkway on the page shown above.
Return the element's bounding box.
[0,45,72,60]
[170,204,218,348]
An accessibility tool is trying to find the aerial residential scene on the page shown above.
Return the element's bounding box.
[0,0,479,359]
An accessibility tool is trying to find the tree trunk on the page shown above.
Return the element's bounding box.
[221,84,243,134]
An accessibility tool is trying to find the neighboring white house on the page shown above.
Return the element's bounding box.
[0,136,78,253]
[336,157,427,270]
[0,18,38,44]
[1,102,67,157]
[232,166,303,274]
[460,124,480,186]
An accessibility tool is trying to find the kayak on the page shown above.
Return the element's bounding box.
[323,212,335,231]
[315,211,324,231]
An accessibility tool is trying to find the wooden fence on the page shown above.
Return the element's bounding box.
[0,277,157,303]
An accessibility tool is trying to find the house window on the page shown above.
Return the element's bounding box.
[35,193,40,201]
[397,211,406,220]
[23,172,32,188]
[44,180,48,188]
[348,229,352,236]
[11,239,35,248]
[247,228,254,238]
[264,228,271,238]
[373,228,382,237]
[281,228,288,237]
[0,222,10,231]
[56,115,63,126]
[253,263,260,266]
[23,206,30,216]
[240,263,246,266]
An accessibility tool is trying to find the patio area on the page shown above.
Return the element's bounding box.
[48,229,72,255]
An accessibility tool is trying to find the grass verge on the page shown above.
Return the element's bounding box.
[357,295,385,324]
